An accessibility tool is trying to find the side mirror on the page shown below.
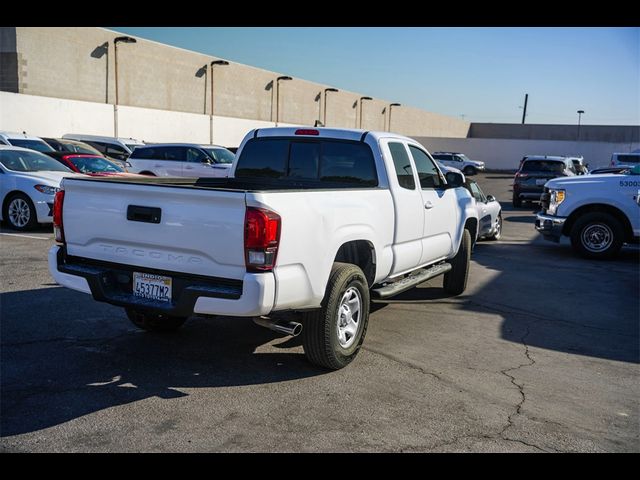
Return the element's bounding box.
[445,171,464,188]
[486,194,496,202]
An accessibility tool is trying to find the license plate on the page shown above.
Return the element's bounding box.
[133,272,172,303]
[536,179,548,186]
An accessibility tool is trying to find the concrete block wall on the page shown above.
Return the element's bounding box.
[3,27,471,138]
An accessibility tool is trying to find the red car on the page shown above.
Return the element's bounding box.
[45,152,131,176]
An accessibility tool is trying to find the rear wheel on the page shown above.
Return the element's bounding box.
[570,212,624,260]
[443,229,471,295]
[302,262,370,370]
[125,308,187,332]
[486,214,502,241]
[4,193,38,231]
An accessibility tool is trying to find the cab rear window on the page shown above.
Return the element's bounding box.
[235,138,377,187]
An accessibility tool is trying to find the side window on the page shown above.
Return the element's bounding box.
[186,148,207,163]
[409,145,444,189]
[131,147,155,159]
[469,182,485,202]
[454,155,464,163]
[86,141,107,153]
[163,147,187,162]
[437,154,452,162]
[388,142,415,190]
[288,142,320,178]
[566,161,577,174]
[104,144,129,161]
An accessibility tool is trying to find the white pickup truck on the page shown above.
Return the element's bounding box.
[536,165,640,259]
[49,128,478,369]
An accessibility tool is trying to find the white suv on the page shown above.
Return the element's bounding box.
[127,143,234,177]
[432,152,485,176]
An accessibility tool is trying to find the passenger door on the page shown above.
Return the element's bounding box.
[469,181,492,236]
[380,139,424,275]
[160,147,188,177]
[182,147,215,178]
[408,144,457,264]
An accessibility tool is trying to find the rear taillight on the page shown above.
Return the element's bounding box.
[515,173,528,179]
[244,207,281,272]
[53,190,65,243]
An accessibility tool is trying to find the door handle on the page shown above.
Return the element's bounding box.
[185,166,194,170]
[424,201,434,209]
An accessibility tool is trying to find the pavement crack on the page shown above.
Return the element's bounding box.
[497,323,547,450]
[363,347,443,382]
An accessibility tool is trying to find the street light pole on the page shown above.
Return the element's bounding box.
[577,109,585,141]
[210,60,229,144]
[275,76,292,127]
[113,36,137,137]
[323,88,339,127]
[388,103,401,132]
[358,96,372,129]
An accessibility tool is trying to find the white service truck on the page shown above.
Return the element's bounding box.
[49,128,479,369]
[536,166,640,259]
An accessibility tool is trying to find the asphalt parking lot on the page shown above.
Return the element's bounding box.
[1,173,638,452]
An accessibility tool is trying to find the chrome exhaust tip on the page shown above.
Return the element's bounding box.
[253,317,302,337]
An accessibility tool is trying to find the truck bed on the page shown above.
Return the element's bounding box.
[72,175,382,193]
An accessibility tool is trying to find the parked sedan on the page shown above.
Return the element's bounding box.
[465,179,502,241]
[0,146,79,230]
[45,152,129,176]
[41,137,104,156]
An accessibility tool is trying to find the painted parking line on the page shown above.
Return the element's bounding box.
[0,232,52,240]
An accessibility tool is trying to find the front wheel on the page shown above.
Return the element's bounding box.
[4,193,38,231]
[443,229,471,295]
[125,308,187,332]
[302,262,370,370]
[463,166,477,176]
[570,212,624,260]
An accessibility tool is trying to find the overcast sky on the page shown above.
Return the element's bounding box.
[110,27,640,126]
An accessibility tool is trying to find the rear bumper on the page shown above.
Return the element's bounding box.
[48,246,275,317]
[535,213,566,242]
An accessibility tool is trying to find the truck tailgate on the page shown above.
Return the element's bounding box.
[62,179,247,280]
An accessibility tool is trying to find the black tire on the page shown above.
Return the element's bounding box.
[125,308,187,332]
[570,212,624,260]
[512,194,522,208]
[463,166,477,176]
[486,214,502,241]
[443,229,471,295]
[139,171,156,176]
[3,193,38,231]
[302,262,370,370]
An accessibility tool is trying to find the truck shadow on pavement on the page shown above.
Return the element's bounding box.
[0,287,325,437]
[470,241,639,365]
[369,241,639,366]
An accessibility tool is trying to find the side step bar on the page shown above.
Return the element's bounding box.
[371,263,452,300]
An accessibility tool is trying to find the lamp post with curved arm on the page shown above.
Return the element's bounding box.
[113,36,137,137]
[388,103,401,132]
[210,60,229,143]
[323,88,339,127]
[275,76,292,126]
[358,96,373,129]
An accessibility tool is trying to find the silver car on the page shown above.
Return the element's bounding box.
[465,179,502,241]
